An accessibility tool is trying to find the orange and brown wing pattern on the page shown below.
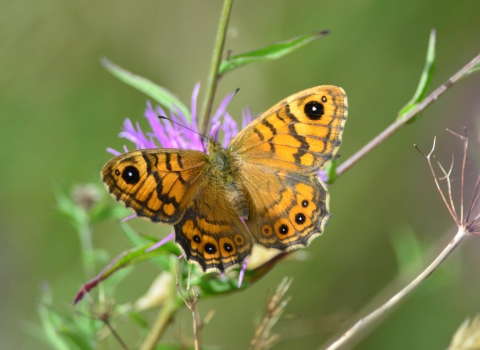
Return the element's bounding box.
[229,86,348,174]
[239,164,329,251]
[173,174,253,273]
[102,148,208,224]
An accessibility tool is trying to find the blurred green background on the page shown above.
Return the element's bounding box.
[1,0,480,349]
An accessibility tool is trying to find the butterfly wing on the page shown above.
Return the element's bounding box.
[173,173,253,273]
[102,149,208,224]
[229,85,347,173]
[229,86,347,251]
[238,165,329,251]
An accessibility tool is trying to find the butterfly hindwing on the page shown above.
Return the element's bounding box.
[173,174,253,273]
[238,164,329,251]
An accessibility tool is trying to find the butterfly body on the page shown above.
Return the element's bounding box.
[102,86,348,273]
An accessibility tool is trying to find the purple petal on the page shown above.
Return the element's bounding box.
[220,112,239,147]
[145,232,175,252]
[107,147,121,156]
[122,213,137,222]
[238,256,249,288]
[318,170,328,184]
[190,83,200,126]
[210,92,235,136]
[145,102,169,148]
[242,106,254,128]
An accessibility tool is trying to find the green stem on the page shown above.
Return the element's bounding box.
[336,52,480,178]
[324,227,468,350]
[79,223,95,279]
[139,259,180,350]
[199,0,234,135]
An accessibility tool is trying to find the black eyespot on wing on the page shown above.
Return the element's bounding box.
[302,200,309,208]
[205,243,216,254]
[193,235,201,243]
[235,235,244,245]
[304,101,324,120]
[115,169,120,176]
[122,166,140,184]
[279,224,289,235]
[295,213,306,225]
[224,242,233,252]
[321,96,327,103]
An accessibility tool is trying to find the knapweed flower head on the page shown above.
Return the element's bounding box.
[107,83,253,156]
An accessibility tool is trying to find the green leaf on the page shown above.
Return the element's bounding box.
[390,227,424,275]
[467,61,480,75]
[56,326,95,350]
[218,30,330,76]
[191,273,239,295]
[89,202,131,224]
[36,304,70,350]
[74,238,180,304]
[120,221,152,247]
[128,310,150,330]
[34,286,99,350]
[398,29,436,122]
[325,158,339,185]
[55,185,89,231]
[102,58,191,120]
[119,222,181,270]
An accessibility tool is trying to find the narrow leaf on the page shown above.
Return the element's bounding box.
[74,242,178,304]
[398,29,436,122]
[218,30,330,76]
[390,227,423,274]
[102,58,191,120]
[325,158,339,185]
[467,61,480,75]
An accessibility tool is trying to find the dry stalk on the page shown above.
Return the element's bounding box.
[176,268,216,350]
[249,277,293,350]
[324,130,480,350]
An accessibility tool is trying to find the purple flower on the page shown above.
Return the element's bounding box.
[108,83,253,156]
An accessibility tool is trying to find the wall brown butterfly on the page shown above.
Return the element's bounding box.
[102,86,348,273]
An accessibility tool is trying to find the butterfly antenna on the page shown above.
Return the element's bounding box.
[213,88,240,142]
[158,116,209,141]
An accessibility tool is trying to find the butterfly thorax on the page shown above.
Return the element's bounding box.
[206,139,249,220]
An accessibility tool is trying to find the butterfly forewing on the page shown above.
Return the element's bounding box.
[102,149,208,224]
[229,85,347,174]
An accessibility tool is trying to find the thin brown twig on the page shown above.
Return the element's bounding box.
[336,53,480,178]
[249,277,293,350]
[467,176,480,223]
[325,131,479,350]
[414,139,458,223]
[433,154,458,222]
[140,259,179,350]
[73,297,129,350]
[100,317,129,350]
[323,226,467,350]
[176,282,201,350]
